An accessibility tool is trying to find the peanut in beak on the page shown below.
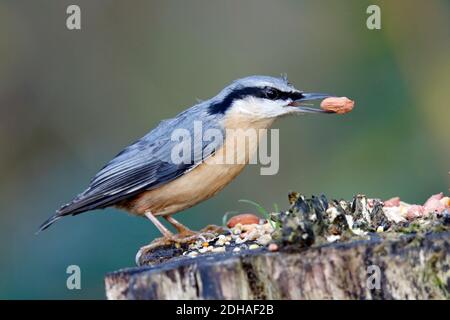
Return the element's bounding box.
[320,97,355,114]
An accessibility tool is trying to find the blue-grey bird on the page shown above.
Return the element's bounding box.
[38,75,347,242]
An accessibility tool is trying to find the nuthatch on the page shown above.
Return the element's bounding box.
[39,75,346,242]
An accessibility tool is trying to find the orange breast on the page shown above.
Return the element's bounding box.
[118,113,275,216]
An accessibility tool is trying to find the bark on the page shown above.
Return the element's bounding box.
[105,231,450,300]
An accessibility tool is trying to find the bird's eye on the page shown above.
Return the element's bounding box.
[265,88,280,100]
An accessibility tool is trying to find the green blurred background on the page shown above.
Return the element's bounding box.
[0,0,449,299]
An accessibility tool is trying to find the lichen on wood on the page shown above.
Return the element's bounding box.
[105,193,450,300]
[105,231,450,299]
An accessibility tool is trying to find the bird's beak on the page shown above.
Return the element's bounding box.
[288,92,333,114]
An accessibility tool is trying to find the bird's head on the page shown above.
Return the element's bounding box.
[208,75,331,120]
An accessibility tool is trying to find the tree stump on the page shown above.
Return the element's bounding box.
[105,231,450,299]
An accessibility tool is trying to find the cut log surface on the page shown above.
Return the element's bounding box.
[105,231,450,300]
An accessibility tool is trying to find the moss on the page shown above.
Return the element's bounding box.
[271,193,450,253]
[423,251,449,299]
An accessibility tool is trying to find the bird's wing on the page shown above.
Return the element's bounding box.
[59,140,192,214]
[39,108,224,231]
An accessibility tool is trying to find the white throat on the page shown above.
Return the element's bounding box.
[228,97,288,120]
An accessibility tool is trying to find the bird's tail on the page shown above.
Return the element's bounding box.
[36,213,64,234]
[37,186,119,234]
[36,197,86,234]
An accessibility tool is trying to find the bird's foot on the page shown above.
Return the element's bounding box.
[169,224,223,243]
[135,224,224,266]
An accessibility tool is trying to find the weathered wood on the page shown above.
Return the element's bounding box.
[105,231,450,299]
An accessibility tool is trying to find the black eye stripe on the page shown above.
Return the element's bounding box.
[263,87,303,101]
[265,88,279,100]
[208,86,304,114]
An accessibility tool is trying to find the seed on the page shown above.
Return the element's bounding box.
[262,223,274,233]
[406,205,425,220]
[384,197,401,207]
[424,193,446,214]
[247,230,260,241]
[227,214,260,228]
[326,235,341,242]
[256,234,272,246]
[441,197,450,208]
[212,247,226,253]
[268,243,278,252]
[320,97,354,114]
[215,240,225,246]
[242,224,257,232]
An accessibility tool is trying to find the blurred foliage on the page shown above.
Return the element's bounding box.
[0,0,449,298]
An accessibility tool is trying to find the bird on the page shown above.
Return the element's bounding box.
[38,75,338,246]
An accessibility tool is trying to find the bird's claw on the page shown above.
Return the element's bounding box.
[135,224,224,266]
